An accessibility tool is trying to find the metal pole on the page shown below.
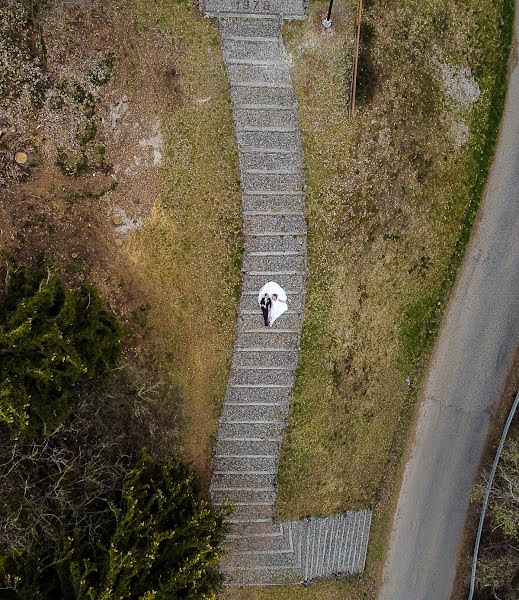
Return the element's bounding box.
[468,391,519,599]
[349,0,363,117]
[322,0,334,28]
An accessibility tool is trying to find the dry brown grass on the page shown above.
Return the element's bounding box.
[0,0,241,481]
[269,0,512,596]
[124,0,241,476]
[278,0,508,517]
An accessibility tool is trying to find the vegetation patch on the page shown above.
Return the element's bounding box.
[0,259,120,436]
[0,261,228,600]
[0,0,240,482]
[274,0,514,594]
[473,427,519,599]
[125,0,241,475]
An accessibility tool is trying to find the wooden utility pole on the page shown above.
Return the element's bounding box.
[349,0,363,117]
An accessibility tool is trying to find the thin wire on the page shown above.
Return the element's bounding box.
[468,391,519,599]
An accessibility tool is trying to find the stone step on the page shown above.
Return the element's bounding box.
[239,290,303,311]
[222,502,276,521]
[228,63,291,86]
[235,107,298,129]
[212,472,277,490]
[231,83,296,107]
[237,128,300,151]
[225,384,292,404]
[243,233,305,253]
[241,272,304,291]
[238,311,302,330]
[229,368,294,386]
[241,151,302,172]
[217,420,285,440]
[222,566,301,586]
[219,16,281,39]
[209,0,306,18]
[242,253,306,272]
[213,454,278,473]
[214,438,281,456]
[243,213,306,234]
[233,347,298,367]
[210,0,306,18]
[235,333,299,352]
[213,487,277,505]
[223,531,293,553]
[228,520,282,537]
[223,547,300,569]
[223,38,283,63]
[220,400,290,421]
[241,171,304,192]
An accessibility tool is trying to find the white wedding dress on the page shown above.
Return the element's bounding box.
[257,281,288,326]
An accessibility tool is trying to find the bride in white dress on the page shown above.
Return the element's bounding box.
[257,281,287,326]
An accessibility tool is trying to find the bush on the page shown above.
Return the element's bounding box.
[0,454,228,600]
[0,262,120,435]
[475,435,519,599]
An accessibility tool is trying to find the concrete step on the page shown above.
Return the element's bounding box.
[219,15,281,39]
[242,253,306,272]
[210,0,306,18]
[231,83,296,107]
[210,0,306,17]
[223,38,283,63]
[213,487,277,506]
[243,232,305,254]
[241,171,304,192]
[235,333,299,351]
[233,346,298,367]
[223,547,299,569]
[220,400,290,421]
[212,472,277,490]
[218,420,285,440]
[241,151,302,172]
[228,63,291,86]
[214,438,281,456]
[243,213,306,234]
[225,384,292,404]
[221,502,276,521]
[240,289,304,309]
[241,271,304,291]
[222,565,301,586]
[223,531,293,553]
[229,368,294,386]
[228,520,282,537]
[237,128,300,151]
[238,310,302,330]
[235,107,298,129]
[213,454,278,473]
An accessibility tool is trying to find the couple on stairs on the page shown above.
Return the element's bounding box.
[258,281,287,327]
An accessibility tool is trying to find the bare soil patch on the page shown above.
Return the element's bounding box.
[0,0,240,479]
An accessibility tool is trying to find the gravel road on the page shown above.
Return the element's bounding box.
[379,10,519,600]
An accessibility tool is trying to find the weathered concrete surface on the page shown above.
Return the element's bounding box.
[380,10,519,600]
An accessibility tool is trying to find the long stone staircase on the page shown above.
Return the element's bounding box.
[201,3,372,587]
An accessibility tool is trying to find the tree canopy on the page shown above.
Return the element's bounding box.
[1,454,228,600]
[0,264,120,435]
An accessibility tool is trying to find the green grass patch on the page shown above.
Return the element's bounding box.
[274,0,514,595]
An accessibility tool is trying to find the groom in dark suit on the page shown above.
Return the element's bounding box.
[260,293,271,327]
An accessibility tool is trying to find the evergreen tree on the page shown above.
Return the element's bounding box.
[0,456,228,600]
[0,264,120,435]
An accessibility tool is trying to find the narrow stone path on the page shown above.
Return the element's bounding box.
[202,5,372,586]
